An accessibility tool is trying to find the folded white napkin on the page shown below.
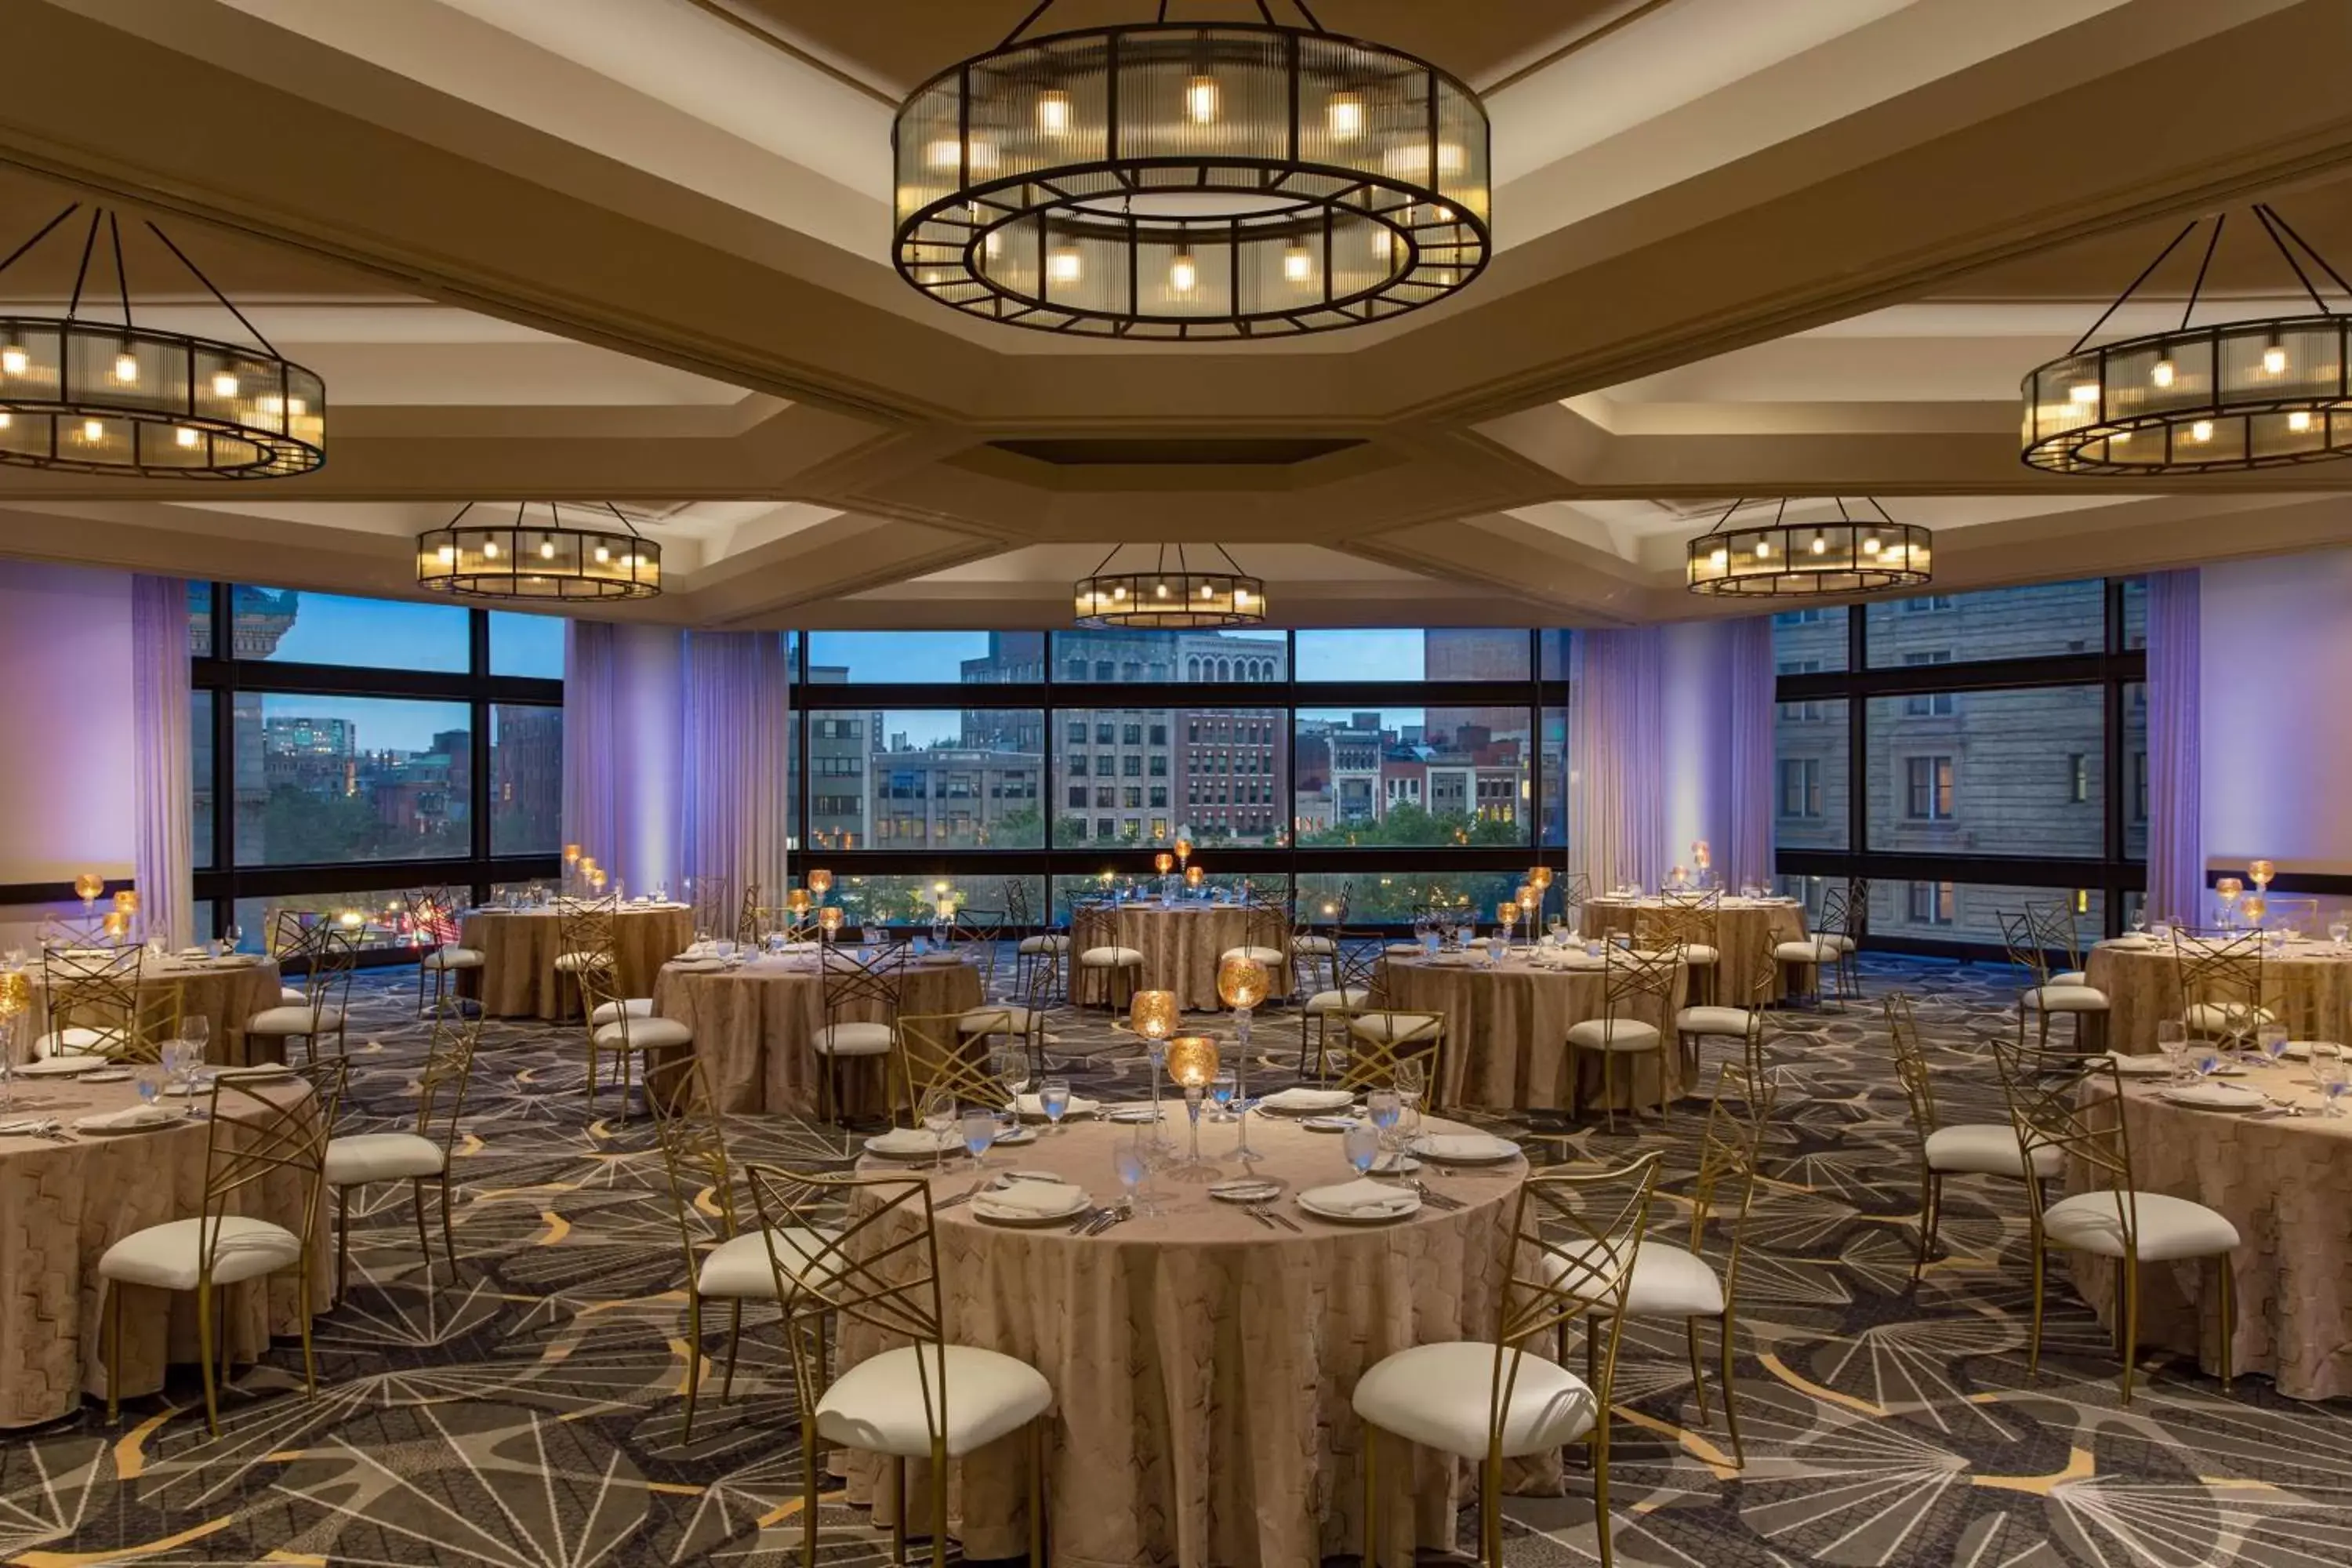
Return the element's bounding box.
[2103,1052,2172,1076]
[1301,1178,1417,1217]
[978,1179,1086,1217]
[1413,1131,1519,1161]
[83,1105,175,1131]
[1260,1087,1352,1111]
[866,1127,958,1156]
[1385,943,1425,956]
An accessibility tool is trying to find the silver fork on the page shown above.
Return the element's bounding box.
[1251,1203,1302,1233]
[1065,1206,1108,1234]
[935,1178,992,1210]
[1406,1179,1465,1211]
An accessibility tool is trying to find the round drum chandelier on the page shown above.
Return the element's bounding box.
[1074,543,1265,626]
[892,1,1490,339]
[416,502,662,601]
[2023,205,2352,475]
[0,204,325,478]
[1686,498,1933,598]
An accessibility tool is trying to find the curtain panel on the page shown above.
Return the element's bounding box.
[561,619,621,869]
[1568,626,1666,892]
[2147,568,2203,924]
[1722,615,1776,890]
[681,630,793,902]
[130,575,193,949]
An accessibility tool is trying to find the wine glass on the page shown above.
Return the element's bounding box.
[961,1107,998,1171]
[2258,1022,2291,1069]
[1207,1069,1236,1123]
[1367,1089,1402,1165]
[182,1015,209,1073]
[2332,919,2350,950]
[919,1087,956,1173]
[1040,1074,1072,1134]
[2155,1020,2187,1083]
[1113,1131,1152,1216]
[1342,1120,1380,1178]
[2316,1047,2349,1118]
[220,924,243,959]
[2192,1042,2226,1082]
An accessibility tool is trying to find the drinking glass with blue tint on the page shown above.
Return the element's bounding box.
[2193,1044,2225,1081]
[2318,1047,2350,1117]
[961,1107,997,1171]
[1367,1088,1402,1154]
[135,1065,162,1112]
[2258,1023,2291,1069]
[1343,1120,1380,1178]
[2332,920,2350,949]
[1113,1131,1153,1215]
[1208,1069,1236,1122]
[1040,1074,1072,1134]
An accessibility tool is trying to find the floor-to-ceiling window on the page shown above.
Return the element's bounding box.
[188,584,564,949]
[1772,579,2148,954]
[792,627,1568,927]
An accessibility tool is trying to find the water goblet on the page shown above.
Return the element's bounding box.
[2192,1044,2225,1082]
[1367,1088,1403,1163]
[1342,1120,1380,1178]
[1040,1074,1072,1133]
[220,924,243,957]
[183,1015,209,1065]
[2317,1048,2350,1118]
[135,1065,163,1112]
[2258,1022,2291,1069]
[1207,1069,1236,1123]
[2333,920,2350,950]
[2155,1021,2187,1083]
[919,1088,956,1173]
[961,1107,998,1171]
[1114,1130,1157,1217]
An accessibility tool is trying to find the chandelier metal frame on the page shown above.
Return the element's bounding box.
[1074,542,1266,626]
[2022,204,2352,475]
[416,501,663,602]
[0,203,325,479]
[1686,497,1933,598]
[892,0,1490,339]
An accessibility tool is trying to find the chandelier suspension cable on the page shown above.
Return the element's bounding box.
[2176,212,2225,332]
[2252,205,2348,314]
[145,222,285,357]
[2063,219,2196,355]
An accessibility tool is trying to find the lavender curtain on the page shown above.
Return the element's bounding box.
[561,619,621,867]
[2147,568,2204,923]
[1722,615,1776,889]
[130,575,193,948]
[681,630,792,899]
[1570,626,1665,891]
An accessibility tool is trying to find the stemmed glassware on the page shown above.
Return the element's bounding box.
[1396,1058,1426,1149]
[2332,917,2350,950]
[2256,1023,2292,1070]
[961,1107,998,1171]
[219,924,243,959]
[1039,1074,1072,1133]
[1207,1069,1236,1123]
[1367,1089,1402,1169]
[2155,1021,2187,1083]
[2316,1046,2349,1117]
[920,1087,956,1173]
[1342,1120,1380,1178]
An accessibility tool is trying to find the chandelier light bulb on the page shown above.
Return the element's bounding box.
[212,372,238,398]
[482,539,500,558]
[1185,75,1219,124]
[1155,581,1171,599]
[1862,535,1882,555]
[174,425,199,448]
[1168,252,1198,294]
[1112,586,1127,600]
[539,535,556,559]
[1036,90,1071,133]
[0,346,24,375]
[1199,583,1214,599]
[1810,531,1828,554]
[593,544,610,562]
[1234,588,1251,607]
[2069,382,2100,405]
[2264,341,2288,374]
[2290,409,2314,432]
[1048,249,1082,284]
[2190,419,2215,442]
[1708,546,1728,568]
[80,418,103,442]
[2152,358,2176,388]
[1327,92,1363,138]
[112,351,138,384]
[1283,245,1312,282]
[0,413,10,429]
[437,544,455,564]
[1754,538,1773,559]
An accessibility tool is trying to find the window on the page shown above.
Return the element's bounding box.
[2132,750,2149,824]
[489,705,561,855]
[1906,881,1955,925]
[1770,604,1849,673]
[1904,755,1955,822]
[815,718,862,740]
[1900,596,1955,614]
[1867,580,2105,667]
[807,631,1040,682]
[1772,697,1849,851]
[1900,652,1955,716]
[488,611,565,678]
[230,586,470,673]
[1296,629,1528,682]
[2068,753,2090,804]
[1778,758,1824,819]
[1295,706,1530,848]
[235,695,472,866]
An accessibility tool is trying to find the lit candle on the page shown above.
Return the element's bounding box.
[1495,901,1519,925]
[808,869,833,898]
[1693,840,1712,869]
[1174,837,1193,866]
[112,889,140,915]
[563,844,582,866]
[72,873,103,906]
[101,910,129,942]
[1129,989,1177,1041]
[2250,859,2276,890]
[786,887,811,915]
[1185,865,1205,888]
[1529,866,1553,891]
[1166,1035,1219,1091]
[935,896,957,921]
[1155,852,1174,875]
[1515,883,1539,915]
[589,869,608,891]
[817,905,844,935]
[1217,953,1269,1010]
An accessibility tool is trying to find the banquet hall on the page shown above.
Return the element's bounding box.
[1,2,2350,1564]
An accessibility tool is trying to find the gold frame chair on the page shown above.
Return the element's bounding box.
[2001,909,2108,1054]
[1218,899,1294,1003]
[684,872,733,943]
[1675,924,1778,1085]
[554,893,621,1022]
[955,950,1054,1086]
[2023,898,2091,984]
[1356,1153,1662,1568]
[1641,890,1722,1005]
[2172,927,2270,1051]
[37,942,145,1060]
[574,946,690,1115]
[1991,1042,2240,1403]
[249,923,358,1063]
[1889,993,2062,1285]
[101,1057,345,1435]
[894,1011,1023,1124]
[1335,1000,1446,1112]
[326,1001,481,1302]
[1300,930,1379,1079]
[814,943,909,1124]
[408,885,483,1018]
[1565,940,1685,1133]
[746,1167,1051,1568]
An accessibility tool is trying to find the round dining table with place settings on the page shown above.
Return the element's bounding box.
[649,949,984,1119]
[16,952,285,1068]
[0,1068,330,1428]
[459,902,694,1019]
[2082,932,2352,1052]
[1376,949,1694,1112]
[833,1111,1540,1567]
[1069,900,1254,1011]
[1581,894,1808,1004]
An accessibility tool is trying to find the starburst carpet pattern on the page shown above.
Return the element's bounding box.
[6,953,2350,1566]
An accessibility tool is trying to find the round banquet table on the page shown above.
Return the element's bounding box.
[18,953,286,1068]
[0,1071,330,1428]
[837,1112,1540,1567]
[1377,949,1693,1112]
[1581,895,1807,1004]
[2072,1059,2352,1400]
[1069,901,1256,1011]
[2083,933,2352,1052]
[460,902,694,1019]
[651,951,985,1119]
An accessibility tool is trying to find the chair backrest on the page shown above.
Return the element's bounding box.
[1004,879,1037,928]
[1814,884,1854,946]
[284,924,360,1031]
[38,943,143,1058]
[684,873,733,938]
[1999,909,2054,987]
[1496,1153,1663,1458]
[1334,1007,1443,1100]
[2172,926,2264,1036]
[408,887,467,951]
[1687,1062,1773,1298]
[893,1011,1019,1122]
[415,1000,485,1146]
[950,906,1004,984]
[820,942,909,1030]
[650,1051,739,1273]
[745,1168,954,1446]
[1640,890,1719,953]
[1600,939,1682,1022]
[1332,930,1383,997]
[1240,901,1291,960]
[1884,992,1939,1143]
[555,895,620,971]
[1989,1041,2136,1236]
[199,1062,338,1281]
[2023,899,2085,974]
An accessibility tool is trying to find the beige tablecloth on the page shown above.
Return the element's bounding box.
[651,954,985,1119]
[1070,902,1255,1011]
[2084,937,2352,1051]
[839,1114,1537,1566]
[0,1073,330,1427]
[1583,897,1807,1004]
[1377,953,1693,1112]
[19,956,285,1068]
[462,904,694,1019]
[2071,1062,2352,1400]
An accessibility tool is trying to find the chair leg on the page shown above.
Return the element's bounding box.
[681,1290,702,1442]
[799,1416,821,1568]
[1482,1451,1502,1566]
[721,1300,743,1402]
[1686,1318,1708,1422]
[1027,1418,1045,1566]
[2026,1232,2047,1381]
[1362,1421,1377,1568]
[2119,1256,2140,1405]
[1719,1310,1744,1469]
[2218,1255,2235,1394]
[891,1455,908,1563]
[336,1185,352,1304]
[194,1279,220,1436]
[102,1282,120,1423]
[296,1254,318,1396]
[1592,1417,1615,1568]
[439,1176,458,1282]
[411,1178,433,1283]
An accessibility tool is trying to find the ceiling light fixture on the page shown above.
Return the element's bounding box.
[1074,543,1265,628]
[0,202,324,478]
[1686,498,1933,598]
[2022,203,2352,474]
[893,0,1490,339]
[417,501,662,601]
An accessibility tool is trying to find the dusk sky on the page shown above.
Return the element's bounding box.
[804,628,1425,684]
[254,593,564,753]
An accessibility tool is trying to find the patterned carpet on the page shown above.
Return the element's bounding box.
[7,953,2350,1567]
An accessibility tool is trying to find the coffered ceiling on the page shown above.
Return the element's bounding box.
[0,0,2349,628]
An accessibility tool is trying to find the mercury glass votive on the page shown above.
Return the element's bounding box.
[2250,860,2276,892]
[807,869,833,900]
[1217,954,1269,1011]
[1174,837,1192,866]
[1130,989,1177,1040]
[817,905,844,938]
[1185,865,1205,890]
[787,888,811,915]
[73,872,103,909]
[112,889,140,916]
[101,910,129,942]
[1166,1034,1221,1171]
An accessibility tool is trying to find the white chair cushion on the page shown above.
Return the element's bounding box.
[1542,1239,1726,1319]
[959,1006,1040,1033]
[815,1343,1053,1459]
[1680,944,1721,967]
[1817,934,1857,953]
[2184,1001,2274,1033]
[1306,987,1370,1013]
[1775,939,1842,964]
[419,946,485,971]
[1219,946,1287,966]
[1292,935,1338,955]
[1077,947,1145,967]
[1924,1123,2060,1178]
[1566,1017,1661,1052]
[2039,1190,2241,1262]
[2024,984,2110,1013]
[815,1021,895,1057]
[247,1004,345,1036]
[1352,1341,1599,1459]
[592,1015,693,1051]
[1348,1013,1439,1044]
[695,1225,841,1299]
[100,1215,303,1290]
[590,997,655,1026]
[325,1131,447,1185]
[279,986,309,1009]
[1017,934,1071,953]
[1675,1005,1755,1038]
[554,950,601,973]
[34,1027,110,1058]
[2051,969,2088,987]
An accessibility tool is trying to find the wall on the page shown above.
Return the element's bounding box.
[0,561,136,884]
[2202,548,2352,875]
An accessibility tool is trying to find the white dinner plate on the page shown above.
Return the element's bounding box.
[2103,1052,2173,1077]
[72,1107,180,1134]
[668,958,725,973]
[2279,1040,2341,1061]
[79,1069,133,1083]
[15,1056,100,1078]
[865,1127,963,1160]
[1257,1087,1352,1115]
[970,1185,1091,1226]
[1298,1115,1357,1132]
[1408,1131,1523,1165]
[1298,1190,1420,1225]
[1209,1179,1283,1203]
[2161,1082,2267,1111]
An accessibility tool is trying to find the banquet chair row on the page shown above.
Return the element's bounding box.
[2001,909,2110,1053]
[408,886,485,1018]
[1773,880,1865,1007]
[249,917,359,1063]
